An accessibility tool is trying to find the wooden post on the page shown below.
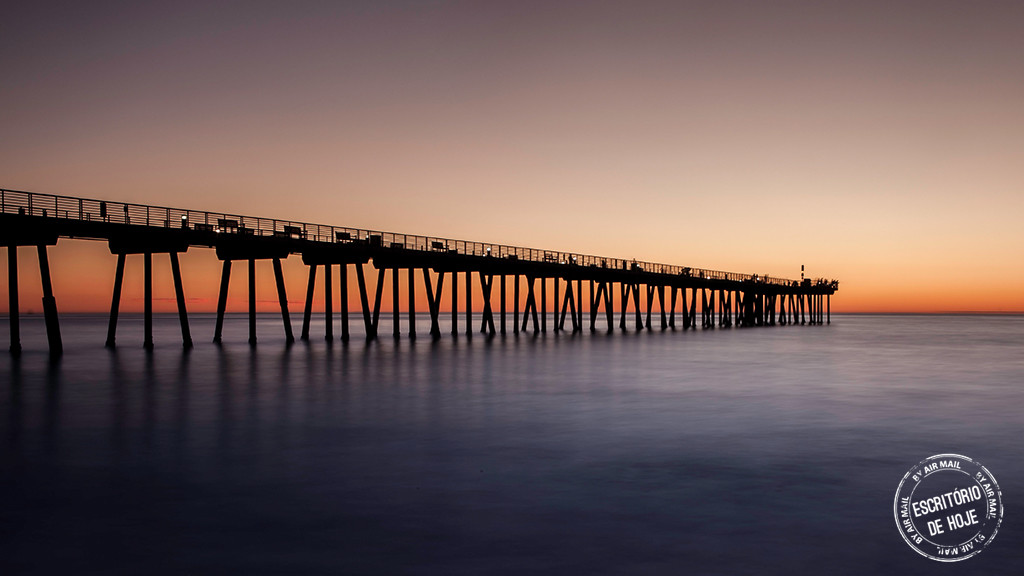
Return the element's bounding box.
[589,279,597,331]
[632,283,642,331]
[105,253,126,348]
[273,257,293,344]
[500,275,506,335]
[171,252,193,348]
[424,269,443,338]
[576,277,582,333]
[619,283,629,331]
[8,246,20,355]
[340,264,349,342]
[371,267,385,341]
[669,287,677,329]
[301,265,316,341]
[248,258,256,345]
[408,268,416,339]
[513,274,520,334]
[541,277,547,333]
[213,260,231,343]
[144,252,153,349]
[393,267,400,339]
[451,268,458,336]
[325,264,334,341]
[553,277,560,333]
[37,245,62,355]
[465,270,472,337]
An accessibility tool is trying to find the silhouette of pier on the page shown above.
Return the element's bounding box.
[1,188,838,356]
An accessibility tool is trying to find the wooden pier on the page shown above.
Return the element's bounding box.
[0,188,839,355]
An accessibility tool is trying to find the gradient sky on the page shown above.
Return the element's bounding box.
[2,1,1024,313]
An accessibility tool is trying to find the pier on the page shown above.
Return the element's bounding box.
[1,188,838,355]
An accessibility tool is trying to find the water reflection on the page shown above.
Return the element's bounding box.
[1,315,1023,574]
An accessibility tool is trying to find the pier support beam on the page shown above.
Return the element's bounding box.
[465,271,472,337]
[687,288,697,330]
[553,277,560,333]
[643,282,651,327]
[210,256,289,345]
[522,276,540,334]
[755,292,763,327]
[248,258,256,346]
[393,267,400,339]
[632,284,643,331]
[658,285,667,330]
[645,284,655,330]
[408,268,416,339]
[7,246,20,355]
[576,278,582,333]
[355,263,384,341]
[171,252,193,348]
[541,277,547,333]
[558,278,578,332]
[324,264,333,341]
[213,260,231,343]
[500,275,507,335]
[479,272,496,335]
[300,265,316,341]
[451,268,458,336]
[272,258,293,344]
[589,280,597,332]
[604,282,614,331]
[589,281,613,333]
[513,275,520,334]
[340,264,349,342]
[37,245,62,356]
[423,269,444,338]
[718,290,732,328]
[669,287,677,329]
[619,283,628,331]
[105,253,126,348]
[143,252,153,350]
[371,266,385,339]
[701,289,709,329]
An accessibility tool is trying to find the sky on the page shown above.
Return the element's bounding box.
[2,1,1023,313]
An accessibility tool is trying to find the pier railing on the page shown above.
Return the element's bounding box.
[0,188,836,288]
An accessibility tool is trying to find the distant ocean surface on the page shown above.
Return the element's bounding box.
[1,314,1022,574]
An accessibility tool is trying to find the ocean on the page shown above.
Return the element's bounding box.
[1,313,1022,574]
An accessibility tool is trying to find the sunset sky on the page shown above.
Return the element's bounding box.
[2,1,1023,313]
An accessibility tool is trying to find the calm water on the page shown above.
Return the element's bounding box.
[1,314,1023,574]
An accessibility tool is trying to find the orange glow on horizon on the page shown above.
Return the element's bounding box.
[1,239,1021,316]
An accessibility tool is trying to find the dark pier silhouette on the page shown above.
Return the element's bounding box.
[1,188,839,356]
